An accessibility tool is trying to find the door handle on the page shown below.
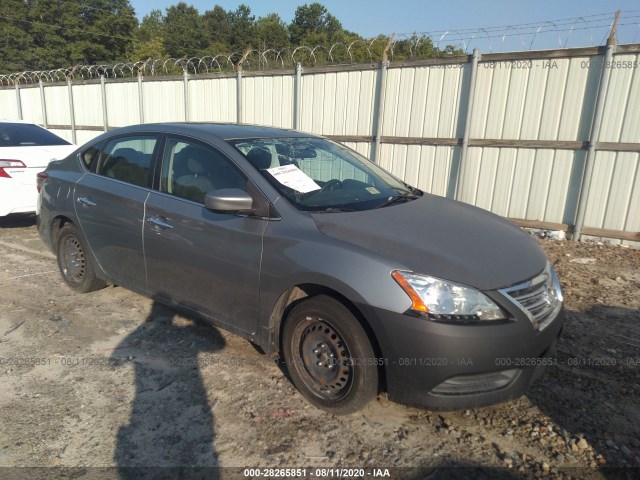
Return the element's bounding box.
[77,196,96,207]
[146,216,174,229]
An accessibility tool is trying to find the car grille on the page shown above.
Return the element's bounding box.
[500,263,563,331]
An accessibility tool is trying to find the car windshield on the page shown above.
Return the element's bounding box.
[229,137,421,212]
[0,123,71,147]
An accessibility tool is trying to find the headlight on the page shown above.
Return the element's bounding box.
[392,271,506,323]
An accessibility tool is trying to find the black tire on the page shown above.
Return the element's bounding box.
[282,295,378,415]
[56,223,106,293]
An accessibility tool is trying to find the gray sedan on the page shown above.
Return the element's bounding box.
[37,123,564,414]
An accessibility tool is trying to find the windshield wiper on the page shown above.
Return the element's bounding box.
[375,193,419,209]
[314,207,357,213]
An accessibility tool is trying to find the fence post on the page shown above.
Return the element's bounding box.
[236,49,251,125]
[572,45,617,240]
[183,70,190,122]
[371,60,389,164]
[455,48,481,202]
[236,69,243,124]
[67,78,77,144]
[293,62,302,130]
[39,80,48,128]
[137,74,144,123]
[100,75,108,131]
[15,83,23,120]
[371,36,394,164]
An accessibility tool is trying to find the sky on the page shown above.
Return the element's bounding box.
[128,0,640,52]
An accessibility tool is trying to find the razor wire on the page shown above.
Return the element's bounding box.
[0,40,387,85]
[2,11,638,86]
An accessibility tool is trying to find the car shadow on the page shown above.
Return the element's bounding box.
[0,213,36,228]
[527,305,640,477]
[111,301,225,479]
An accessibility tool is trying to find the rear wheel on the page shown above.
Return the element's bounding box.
[282,295,378,415]
[56,223,106,293]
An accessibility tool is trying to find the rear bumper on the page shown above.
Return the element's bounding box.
[0,181,37,217]
[359,303,565,410]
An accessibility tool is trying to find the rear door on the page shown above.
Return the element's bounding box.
[74,135,160,289]
[144,137,267,335]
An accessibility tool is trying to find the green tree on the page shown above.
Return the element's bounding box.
[137,9,164,43]
[391,34,465,60]
[78,0,137,63]
[289,3,343,45]
[163,2,207,58]
[0,0,34,73]
[23,0,136,70]
[228,4,255,52]
[132,9,166,60]
[27,0,83,68]
[442,44,465,56]
[255,13,289,50]
[1,0,464,74]
[392,34,437,60]
[203,5,231,51]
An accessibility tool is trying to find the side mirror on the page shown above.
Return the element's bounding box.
[204,188,253,213]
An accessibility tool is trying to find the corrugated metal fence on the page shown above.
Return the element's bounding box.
[2,44,639,244]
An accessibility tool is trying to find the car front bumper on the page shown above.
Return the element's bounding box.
[358,303,565,410]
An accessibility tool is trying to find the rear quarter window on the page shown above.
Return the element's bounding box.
[80,146,101,171]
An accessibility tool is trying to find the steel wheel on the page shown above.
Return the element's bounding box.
[282,295,378,414]
[293,316,354,401]
[56,223,106,293]
[60,234,86,286]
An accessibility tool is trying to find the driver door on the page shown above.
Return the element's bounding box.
[143,137,267,335]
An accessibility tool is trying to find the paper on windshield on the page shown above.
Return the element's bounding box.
[266,164,321,193]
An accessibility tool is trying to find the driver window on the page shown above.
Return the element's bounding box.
[160,139,246,204]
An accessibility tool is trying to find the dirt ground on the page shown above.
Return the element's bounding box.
[0,214,639,479]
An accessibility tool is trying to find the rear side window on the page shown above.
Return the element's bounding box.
[0,123,71,147]
[95,137,157,188]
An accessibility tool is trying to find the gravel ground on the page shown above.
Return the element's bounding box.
[0,214,638,479]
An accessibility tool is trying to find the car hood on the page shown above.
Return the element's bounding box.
[311,193,547,291]
[0,145,76,168]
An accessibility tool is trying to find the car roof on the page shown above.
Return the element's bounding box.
[111,122,317,141]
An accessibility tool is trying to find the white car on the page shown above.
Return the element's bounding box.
[0,120,76,217]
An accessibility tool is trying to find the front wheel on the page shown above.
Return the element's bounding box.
[56,223,106,293]
[282,295,378,415]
